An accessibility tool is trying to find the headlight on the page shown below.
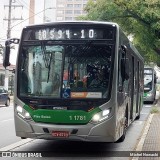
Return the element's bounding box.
[90,109,110,124]
[16,105,31,120]
[149,92,153,96]
[146,92,153,97]
[17,106,23,113]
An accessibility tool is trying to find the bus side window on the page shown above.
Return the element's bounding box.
[154,74,157,83]
[118,51,124,91]
[118,45,129,92]
[118,50,125,91]
[120,45,129,81]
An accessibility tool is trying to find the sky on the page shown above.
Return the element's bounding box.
[0,0,52,64]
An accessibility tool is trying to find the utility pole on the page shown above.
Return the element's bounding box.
[3,0,23,91]
[7,0,12,39]
[43,0,46,22]
[4,0,23,38]
[4,0,12,91]
[29,0,35,24]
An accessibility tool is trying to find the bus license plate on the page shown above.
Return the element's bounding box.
[52,131,69,138]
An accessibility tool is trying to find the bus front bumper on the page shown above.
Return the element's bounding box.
[143,95,155,102]
[15,114,116,142]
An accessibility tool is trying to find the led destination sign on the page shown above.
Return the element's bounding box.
[23,27,114,40]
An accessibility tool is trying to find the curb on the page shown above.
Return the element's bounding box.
[0,139,34,151]
[131,114,154,160]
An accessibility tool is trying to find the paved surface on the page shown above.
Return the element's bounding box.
[1,97,160,159]
[133,100,160,160]
[142,114,160,152]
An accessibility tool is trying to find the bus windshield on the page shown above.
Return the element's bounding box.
[19,41,113,99]
[144,74,152,91]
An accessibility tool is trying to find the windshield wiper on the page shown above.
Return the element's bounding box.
[41,42,53,83]
[66,41,93,84]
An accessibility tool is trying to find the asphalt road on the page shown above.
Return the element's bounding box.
[0,102,153,160]
[0,105,21,148]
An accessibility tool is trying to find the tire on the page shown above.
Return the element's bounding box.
[5,99,10,107]
[136,114,140,120]
[136,98,141,120]
[136,107,141,120]
[116,113,128,143]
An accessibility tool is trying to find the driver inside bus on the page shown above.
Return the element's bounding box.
[89,67,108,88]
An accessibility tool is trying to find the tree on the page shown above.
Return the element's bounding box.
[78,0,160,66]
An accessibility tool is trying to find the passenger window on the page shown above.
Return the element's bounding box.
[118,46,127,91]
[118,50,123,87]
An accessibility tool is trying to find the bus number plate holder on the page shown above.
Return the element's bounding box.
[52,131,69,138]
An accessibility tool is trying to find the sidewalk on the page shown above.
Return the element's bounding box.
[133,100,160,160]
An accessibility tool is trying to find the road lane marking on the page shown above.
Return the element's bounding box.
[0,139,34,151]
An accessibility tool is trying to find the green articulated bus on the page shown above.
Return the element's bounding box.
[3,21,144,142]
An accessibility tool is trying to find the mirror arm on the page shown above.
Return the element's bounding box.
[3,38,20,68]
[6,38,20,45]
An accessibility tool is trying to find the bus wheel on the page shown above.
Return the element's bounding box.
[136,114,140,120]
[136,99,141,120]
[136,109,141,120]
[116,115,128,143]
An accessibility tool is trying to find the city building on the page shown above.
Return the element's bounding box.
[43,0,56,22]
[55,0,88,21]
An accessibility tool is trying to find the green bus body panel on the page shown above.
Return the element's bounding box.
[24,105,101,124]
[143,92,147,97]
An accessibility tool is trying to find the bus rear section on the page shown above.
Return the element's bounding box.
[143,67,157,103]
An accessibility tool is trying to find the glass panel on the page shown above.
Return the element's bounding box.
[144,69,152,74]
[19,42,113,99]
[144,74,153,91]
[19,45,63,98]
[62,43,112,99]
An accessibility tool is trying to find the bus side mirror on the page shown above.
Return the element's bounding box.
[3,38,20,68]
[3,43,11,68]
[121,45,127,53]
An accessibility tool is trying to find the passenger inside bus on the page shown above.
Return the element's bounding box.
[88,66,108,88]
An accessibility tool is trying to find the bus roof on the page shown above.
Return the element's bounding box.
[23,21,119,29]
[22,21,143,62]
[129,42,144,61]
